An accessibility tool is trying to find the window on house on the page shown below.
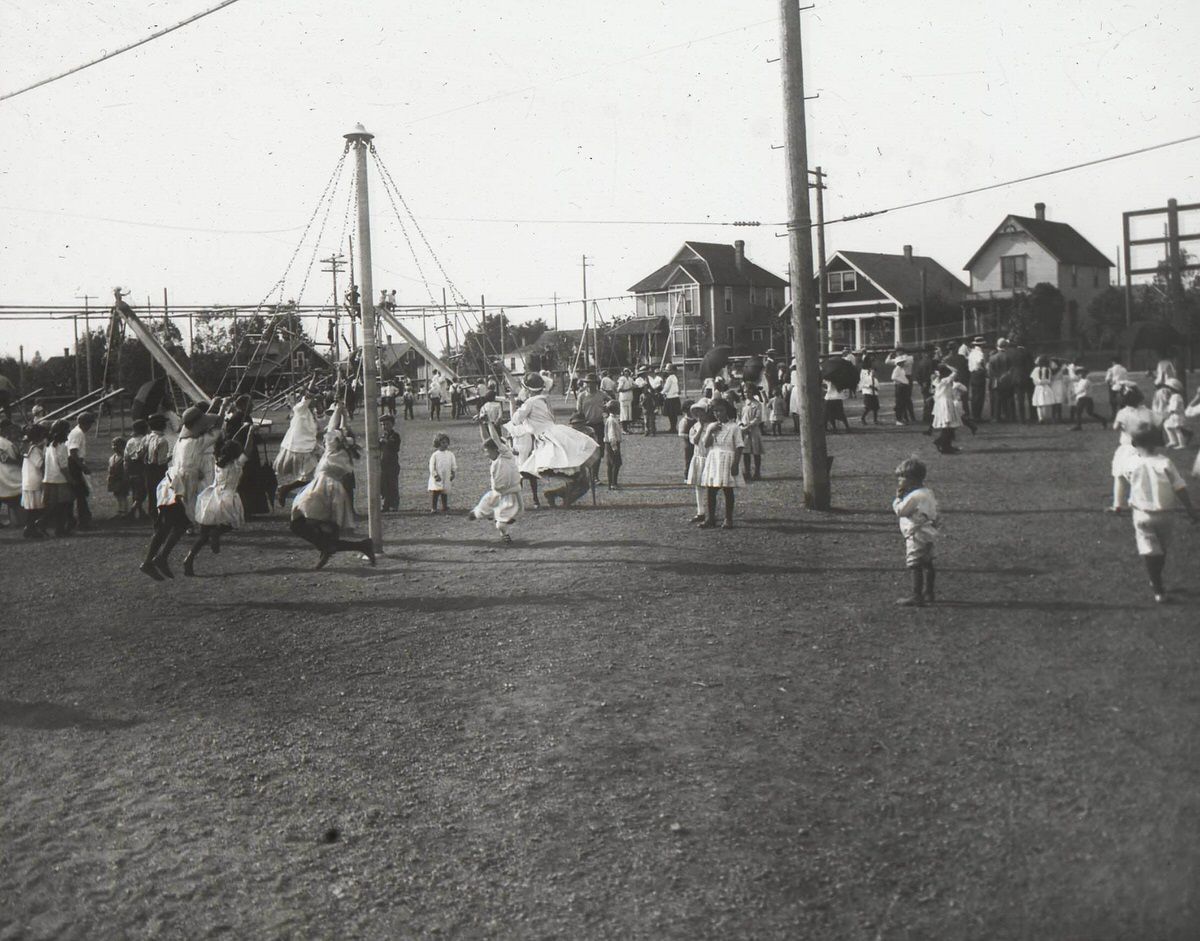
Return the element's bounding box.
[1001,255,1027,289]
[1093,268,1100,288]
[1071,265,1078,288]
[726,327,736,344]
[751,329,764,341]
[749,285,757,305]
[765,287,776,308]
[828,271,857,293]
[724,286,733,314]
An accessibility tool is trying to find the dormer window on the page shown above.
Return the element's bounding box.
[828,271,857,293]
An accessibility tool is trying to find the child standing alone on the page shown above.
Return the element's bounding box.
[604,400,623,490]
[892,457,940,606]
[1122,425,1197,603]
[427,433,457,512]
[698,397,744,529]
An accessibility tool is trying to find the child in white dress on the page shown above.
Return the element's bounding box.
[427,433,457,512]
[685,401,712,522]
[1109,385,1154,513]
[20,424,47,538]
[893,457,940,606]
[184,435,249,576]
[1031,356,1055,423]
[698,397,744,529]
[1161,377,1187,450]
[468,437,523,543]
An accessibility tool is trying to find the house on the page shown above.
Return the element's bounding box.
[962,202,1114,341]
[811,246,968,351]
[627,240,789,359]
[606,316,671,369]
[502,329,586,374]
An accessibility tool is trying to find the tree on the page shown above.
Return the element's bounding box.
[1004,283,1064,346]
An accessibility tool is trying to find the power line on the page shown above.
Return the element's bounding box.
[0,0,244,104]
[819,133,1200,229]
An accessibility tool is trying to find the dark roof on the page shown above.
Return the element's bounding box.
[607,316,670,337]
[836,251,968,305]
[628,241,788,292]
[964,215,1114,270]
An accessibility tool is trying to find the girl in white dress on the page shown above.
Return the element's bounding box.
[1161,377,1188,449]
[184,432,250,576]
[1031,356,1055,423]
[931,364,966,454]
[427,433,457,512]
[685,401,712,522]
[274,392,322,506]
[1108,384,1154,513]
[290,405,375,569]
[698,397,744,529]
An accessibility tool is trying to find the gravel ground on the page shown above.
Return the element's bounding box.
[2,397,1199,940]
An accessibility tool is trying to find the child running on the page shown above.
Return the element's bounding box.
[1109,384,1154,514]
[427,433,457,512]
[1122,425,1197,603]
[892,457,940,606]
[1068,369,1106,430]
[467,437,523,544]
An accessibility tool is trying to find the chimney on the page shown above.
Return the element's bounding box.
[734,239,745,273]
[1035,202,1046,221]
[903,244,913,262]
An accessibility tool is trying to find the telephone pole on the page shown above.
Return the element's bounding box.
[779,0,830,509]
[810,167,828,352]
[76,293,97,392]
[344,124,382,553]
[321,253,346,360]
[581,255,595,369]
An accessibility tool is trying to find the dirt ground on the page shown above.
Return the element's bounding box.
[3,389,1199,940]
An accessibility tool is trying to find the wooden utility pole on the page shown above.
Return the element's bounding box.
[811,167,828,352]
[321,253,346,360]
[76,293,97,392]
[344,123,383,553]
[779,0,830,508]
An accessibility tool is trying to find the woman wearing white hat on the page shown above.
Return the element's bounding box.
[505,372,598,508]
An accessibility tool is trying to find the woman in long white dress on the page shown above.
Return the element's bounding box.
[504,372,599,508]
[1031,355,1055,424]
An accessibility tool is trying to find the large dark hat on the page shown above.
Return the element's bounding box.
[179,404,221,439]
[521,372,547,393]
[147,413,168,430]
[584,372,599,384]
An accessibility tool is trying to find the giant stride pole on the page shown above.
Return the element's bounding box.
[779,0,830,509]
[345,124,383,552]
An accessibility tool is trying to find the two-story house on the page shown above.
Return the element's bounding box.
[963,202,1113,341]
[810,247,968,351]
[627,240,789,361]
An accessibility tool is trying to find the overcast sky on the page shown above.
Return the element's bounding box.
[2,0,1197,359]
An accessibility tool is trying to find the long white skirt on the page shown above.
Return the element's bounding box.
[700,449,740,488]
[520,425,599,478]
[275,447,320,488]
[195,485,245,528]
[292,475,354,531]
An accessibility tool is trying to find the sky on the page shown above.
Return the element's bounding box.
[1,0,1198,360]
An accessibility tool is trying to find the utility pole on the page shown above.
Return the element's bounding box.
[321,253,346,361]
[779,0,830,509]
[344,123,383,553]
[582,255,594,369]
[553,292,558,332]
[73,314,81,396]
[76,293,97,392]
[810,167,828,352]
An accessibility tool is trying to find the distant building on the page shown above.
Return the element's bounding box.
[627,240,789,359]
[812,246,968,350]
[503,329,585,374]
[963,202,1114,340]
